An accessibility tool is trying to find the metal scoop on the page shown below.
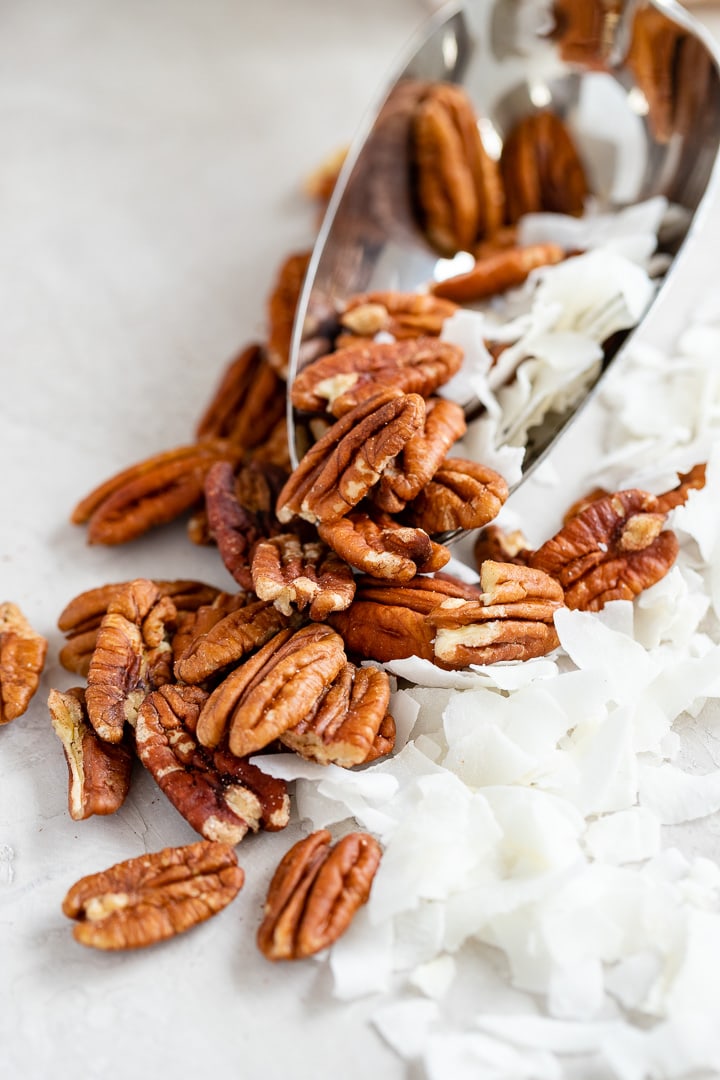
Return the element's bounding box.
[287,0,720,536]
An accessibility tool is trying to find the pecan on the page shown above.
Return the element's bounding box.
[136,684,289,844]
[171,591,252,667]
[267,251,312,378]
[48,688,133,820]
[429,561,565,667]
[195,343,286,449]
[249,415,292,472]
[277,392,426,526]
[626,7,684,143]
[431,243,565,303]
[655,463,706,513]
[204,460,290,590]
[62,841,244,950]
[58,580,221,677]
[257,829,381,961]
[373,398,467,513]
[0,603,48,725]
[330,601,434,663]
[404,458,509,535]
[412,82,504,254]
[280,662,392,767]
[474,224,520,260]
[319,510,449,582]
[251,534,355,620]
[85,579,176,742]
[71,440,240,545]
[303,144,348,203]
[196,624,347,757]
[550,0,612,70]
[173,599,291,686]
[500,112,588,222]
[473,524,533,571]
[362,712,397,765]
[328,575,479,664]
[290,338,463,417]
[340,291,458,340]
[528,489,679,610]
[562,486,609,524]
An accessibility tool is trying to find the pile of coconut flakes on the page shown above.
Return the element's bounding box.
[253,214,720,1080]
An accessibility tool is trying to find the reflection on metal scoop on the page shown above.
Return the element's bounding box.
[287,0,720,539]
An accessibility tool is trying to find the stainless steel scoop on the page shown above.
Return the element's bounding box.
[287,0,720,530]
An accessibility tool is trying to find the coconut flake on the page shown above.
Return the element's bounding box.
[329,906,394,1000]
[638,762,720,825]
[423,1030,562,1080]
[409,954,456,1000]
[371,999,440,1059]
[584,808,661,865]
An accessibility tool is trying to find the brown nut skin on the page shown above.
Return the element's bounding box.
[528,489,679,611]
[196,625,347,758]
[85,579,177,743]
[340,291,458,340]
[500,111,589,223]
[251,534,356,620]
[404,458,509,535]
[195,343,286,449]
[280,662,393,768]
[257,829,382,961]
[373,398,467,513]
[290,338,463,418]
[173,599,292,686]
[58,580,221,678]
[655,463,706,513]
[318,511,450,583]
[473,525,533,571]
[0,603,48,725]
[431,243,565,303]
[48,687,133,821]
[136,684,289,844]
[71,440,241,546]
[277,391,426,526]
[412,81,505,254]
[62,841,244,950]
[266,251,312,378]
[429,561,565,668]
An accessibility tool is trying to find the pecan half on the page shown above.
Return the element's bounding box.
[62,841,244,950]
[528,489,679,610]
[412,82,504,254]
[195,343,286,449]
[280,662,392,767]
[173,599,292,686]
[429,561,565,667]
[655,463,706,513]
[85,579,176,742]
[304,144,348,203]
[204,460,289,590]
[340,291,458,340]
[249,415,292,472]
[267,251,312,378]
[562,486,609,524]
[318,510,449,582]
[473,524,533,571]
[251,534,355,620]
[48,688,133,820]
[196,625,347,757]
[431,243,565,303]
[500,112,588,222]
[72,440,240,545]
[277,392,426,526]
[550,0,610,70]
[171,591,252,667]
[136,684,289,844]
[0,603,47,725]
[404,458,509,535]
[373,398,467,513]
[257,829,381,960]
[290,338,462,417]
[58,580,221,677]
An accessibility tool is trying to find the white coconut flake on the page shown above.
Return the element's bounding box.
[423,1030,562,1080]
[371,999,440,1059]
[638,762,720,825]
[408,954,456,1000]
[584,808,661,865]
[329,906,394,1000]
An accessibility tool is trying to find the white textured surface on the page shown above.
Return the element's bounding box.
[2,3,720,1079]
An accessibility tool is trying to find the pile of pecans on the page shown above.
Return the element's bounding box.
[0,84,707,958]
